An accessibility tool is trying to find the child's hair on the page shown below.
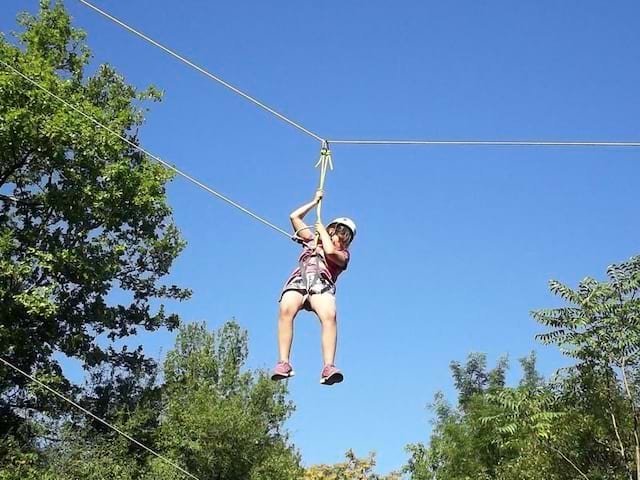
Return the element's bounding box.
[328,222,354,248]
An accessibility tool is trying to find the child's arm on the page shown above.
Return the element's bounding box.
[290,190,323,241]
[316,222,348,267]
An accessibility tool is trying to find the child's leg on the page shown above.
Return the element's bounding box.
[308,293,338,366]
[278,290,305,363]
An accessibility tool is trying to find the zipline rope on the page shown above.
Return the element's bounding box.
[314,140,333,224]
[77,1,640,150]
[0,59,294,241]
[305,141,334,248]
[77,0,324,143]
[0,356,201,480]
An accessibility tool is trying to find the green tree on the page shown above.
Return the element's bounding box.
[145,320,303,480]
[404,353,562,480]
[0,432,58,480]
[450,352,509,411]
[535,255,640,479]
[404,354,516,480]
[405,256,640,480]
[305,450,401,480]
[43,366,164,480]
[0,0,189,440]
[37,320,302,479]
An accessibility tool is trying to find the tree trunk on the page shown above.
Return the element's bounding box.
[620,364,640,480]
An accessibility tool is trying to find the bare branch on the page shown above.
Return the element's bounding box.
[0,193,18,203]
[610,412,632,479]
[547,444,590,480]
[0,193,45,208]
[605,364,633,479]
[0,149,36,188]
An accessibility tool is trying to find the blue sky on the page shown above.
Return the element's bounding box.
[2,0,640,474]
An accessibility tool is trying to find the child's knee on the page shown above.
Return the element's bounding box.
[279,302,299,319]
[318,309,337,324]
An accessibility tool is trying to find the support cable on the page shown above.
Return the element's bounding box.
[77,0,324,143]
[0,59,293,241]
[327,139,640,147]
[77,1,640,150]
[0,356,201,480]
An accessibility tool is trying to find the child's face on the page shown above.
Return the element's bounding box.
[327,225,351,250]
[329,230,343,249]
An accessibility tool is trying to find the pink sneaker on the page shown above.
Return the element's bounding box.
[271,361,295,381]
[320,364,344,385]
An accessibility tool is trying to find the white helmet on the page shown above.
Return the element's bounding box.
[328,217,357,239]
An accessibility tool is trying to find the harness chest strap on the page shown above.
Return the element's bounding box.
[299,249,328,290]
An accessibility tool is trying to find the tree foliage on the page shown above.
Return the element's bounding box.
[305,450,401,480]
[148,321,303,480]
[534,255,640,480]
[405,354,543,480]
[0,0,189,437]
[405,256,640,480]
[6,320,303,480]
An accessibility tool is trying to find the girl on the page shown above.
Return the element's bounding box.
[271,190,356,385]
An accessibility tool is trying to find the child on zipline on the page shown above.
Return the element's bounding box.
[271,189,356,385]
